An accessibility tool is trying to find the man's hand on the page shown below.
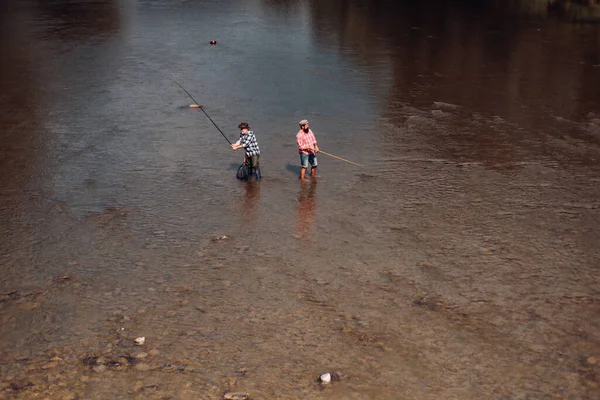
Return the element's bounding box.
[314,145,319,153]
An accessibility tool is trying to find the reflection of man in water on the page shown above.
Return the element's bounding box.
[241,180,261,224]
[295,180,317,238]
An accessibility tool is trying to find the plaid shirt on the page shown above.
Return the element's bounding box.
[296,129,317,154]
[236,130,260,157]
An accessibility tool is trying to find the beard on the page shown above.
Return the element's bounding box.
[303,127,309,133]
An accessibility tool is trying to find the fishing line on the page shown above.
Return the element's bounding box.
[319,150,364,167]
[167,77,232,144]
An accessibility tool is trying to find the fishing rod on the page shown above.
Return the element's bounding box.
[319,150,364,167]
[167,77,232,144]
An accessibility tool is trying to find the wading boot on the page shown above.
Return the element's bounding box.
[254,167,262,180]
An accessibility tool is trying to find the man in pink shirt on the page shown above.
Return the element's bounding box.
[296,119,319,180]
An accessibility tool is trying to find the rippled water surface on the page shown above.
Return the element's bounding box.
[1,0,599,398]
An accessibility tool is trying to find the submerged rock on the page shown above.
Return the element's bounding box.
[134,363,151,372]
[93,365,106,373]
[81,355,99,367]
[223,393,250,400]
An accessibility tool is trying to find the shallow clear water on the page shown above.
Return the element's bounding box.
[1,0,599,399]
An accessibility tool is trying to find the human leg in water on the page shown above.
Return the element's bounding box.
[249,155,261,180]
[309,154,318,177]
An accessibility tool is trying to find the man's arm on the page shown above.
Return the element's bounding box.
[231,137,243,150]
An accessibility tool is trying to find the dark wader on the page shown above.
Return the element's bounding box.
[247,155,261,180]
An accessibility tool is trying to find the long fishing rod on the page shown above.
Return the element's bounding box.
[168,77,232,144]
[319,150,364,167]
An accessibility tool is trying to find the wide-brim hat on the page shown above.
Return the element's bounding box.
[238,122,250,129]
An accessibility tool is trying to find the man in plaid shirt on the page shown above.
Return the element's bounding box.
[231,122,261,180]
[296,119,319,180]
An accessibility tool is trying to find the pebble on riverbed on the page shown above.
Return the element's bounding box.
[93,365,106,373]
[134,363,151,372]
[223,393,250,400]
[53,275,72,284]
[318,372,341,385]
[134,337,145,345]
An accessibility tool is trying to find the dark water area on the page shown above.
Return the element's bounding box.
[1,0,599,399]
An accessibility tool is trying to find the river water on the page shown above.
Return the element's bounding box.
[1,0,599,399]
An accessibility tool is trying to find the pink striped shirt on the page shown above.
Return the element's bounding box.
[296,129,317,154]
